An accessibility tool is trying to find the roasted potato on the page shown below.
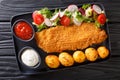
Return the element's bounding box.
[45,55,60,68]
[85,48,98,62]
[73,51,86,63]
[97,46,109,59]
[59,52,74,67]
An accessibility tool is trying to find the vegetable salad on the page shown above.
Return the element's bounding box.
[32,4,107,31]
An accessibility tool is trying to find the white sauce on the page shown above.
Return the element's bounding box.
[21,48,39,67]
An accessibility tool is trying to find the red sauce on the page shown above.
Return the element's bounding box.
[14,21,33,40]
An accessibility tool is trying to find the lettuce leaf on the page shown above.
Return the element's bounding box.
[82,4,91,10]
[37,23,47,31]
[38,8,52,18]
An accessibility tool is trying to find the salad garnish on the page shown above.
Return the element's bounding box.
[32,4,107,31]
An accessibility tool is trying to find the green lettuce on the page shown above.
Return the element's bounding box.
[38,8,52,18]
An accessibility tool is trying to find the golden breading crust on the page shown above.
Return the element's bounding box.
[35,23,107,53]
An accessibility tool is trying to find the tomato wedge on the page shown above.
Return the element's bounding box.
[60,15,71,26]
[97,13,106,24]
[32,11,44,25]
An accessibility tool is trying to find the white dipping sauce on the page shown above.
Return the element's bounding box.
[21,48,39,67]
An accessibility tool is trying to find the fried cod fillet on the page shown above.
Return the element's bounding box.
[35,23,107,53]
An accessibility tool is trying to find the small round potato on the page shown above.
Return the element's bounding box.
[59,52,74,67]
[97,46,109,59]
[85,48,98,62]
[45,55,60,68]
[73,51,86,63]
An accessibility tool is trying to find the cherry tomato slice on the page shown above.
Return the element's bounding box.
[60,15,71,26]
[97,13,106,24]
[32,11,44,25]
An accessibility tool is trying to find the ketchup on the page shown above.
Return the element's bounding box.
[14,21,33,40]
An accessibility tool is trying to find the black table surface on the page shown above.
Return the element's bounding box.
[0,0,120,80]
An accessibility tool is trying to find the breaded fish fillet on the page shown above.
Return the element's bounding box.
[35,23,107,53]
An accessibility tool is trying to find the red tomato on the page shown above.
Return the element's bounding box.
[97,13,106,24]
[60,15,71,26]
[32,11,44,25]
[14,21,33,40]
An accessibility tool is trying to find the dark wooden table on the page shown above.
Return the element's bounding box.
[0,0,120,80]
